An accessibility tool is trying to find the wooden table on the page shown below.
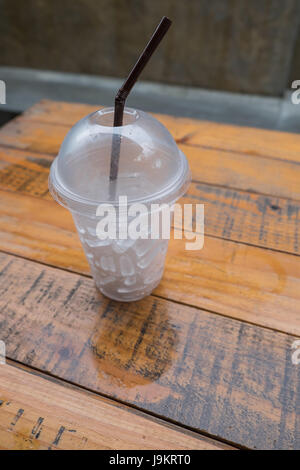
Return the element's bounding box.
[0,100,299,450]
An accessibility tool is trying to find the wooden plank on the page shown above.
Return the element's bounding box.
[185,184,300,255]
[23,100,300,163]
[22,99,102,126]
[0,363,226,450]
[161,238,300,336]
[177,122,300,164]
[1,118,300,201]
[183,144,300,201]
[0,189,299,335]
[0,146,53,199]
[0,148,299,255]
[0,252,298,450]
[0,117,68,155]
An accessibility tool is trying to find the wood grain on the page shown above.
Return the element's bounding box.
[1,116,300,201]
[0,363,227,450]
[0,117,68,155]
[0,189,299,336]
[0,146,53,199]
[185,184,300,255]
[184,144,300,201]
[22,100,300,163]
[0,146,299,254]
[0,252,298,450]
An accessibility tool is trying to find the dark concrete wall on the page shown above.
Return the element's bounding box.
[1,0,300,96]
[289,22,300,86]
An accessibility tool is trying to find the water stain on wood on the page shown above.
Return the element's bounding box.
[89,299,179,389]
[220,248,287,300]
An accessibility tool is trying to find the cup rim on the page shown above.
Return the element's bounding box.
[49,151,191,215]
[92,107,140,130]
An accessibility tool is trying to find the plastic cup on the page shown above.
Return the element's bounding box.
[49,107,190,301]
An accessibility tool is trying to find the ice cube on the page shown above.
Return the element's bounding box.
[137,243,161,269]
[133,238,156,257]
[100,255,116,272]
[100,275,116,285]
[86,237,111,248]
[120,255,135,276]
[112,238,135,254]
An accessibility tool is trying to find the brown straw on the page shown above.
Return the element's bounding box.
[109,16,172,182]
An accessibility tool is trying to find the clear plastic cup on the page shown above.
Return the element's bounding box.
[49,107,190,301]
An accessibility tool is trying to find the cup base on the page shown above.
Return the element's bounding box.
[97,278,162,302]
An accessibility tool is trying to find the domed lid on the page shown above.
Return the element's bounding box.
[49,107,190,213]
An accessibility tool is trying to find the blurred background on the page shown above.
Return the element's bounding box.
[1,0,300,130]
